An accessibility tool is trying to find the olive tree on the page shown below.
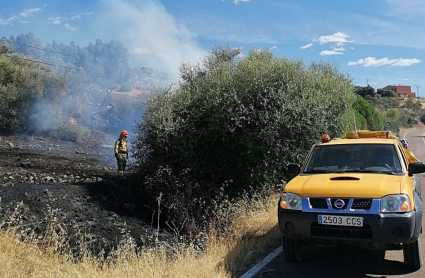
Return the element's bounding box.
[132,46,355,232]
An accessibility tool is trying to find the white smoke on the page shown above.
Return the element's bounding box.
[95,0,208,82]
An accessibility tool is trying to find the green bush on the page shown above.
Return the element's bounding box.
[396,108,420,128]
[355,85,376,98]
[386,108,400,121]
[421,114,425,125]
[28,102,92,143]
[354,110,368,129]
[364,94,401,111]
[384,119,400,134]
[0,45,66,133]
[353,96,384,131]
[50,121,91,143]
[132,46,355,234]
[377,89,397,98]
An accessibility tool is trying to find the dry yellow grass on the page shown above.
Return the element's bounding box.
[0,195,280,278]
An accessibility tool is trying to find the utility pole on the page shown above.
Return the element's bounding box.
[415,84,420,102]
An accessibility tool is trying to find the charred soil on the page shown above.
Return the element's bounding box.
[0,134,171,256]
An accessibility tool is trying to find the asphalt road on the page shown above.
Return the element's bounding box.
[253,129,425,278]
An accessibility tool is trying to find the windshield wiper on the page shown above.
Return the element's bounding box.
[304,169,333,173]
[339,169,399,175]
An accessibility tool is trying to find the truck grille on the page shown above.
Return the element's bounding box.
[330,198,350,210]
[309,198,328,209]
[351,199,372,210]
[311,223,373,240]
[309,198,373,210]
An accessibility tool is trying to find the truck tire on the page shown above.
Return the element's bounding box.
[282,235,303,262]
[403,238,423,270]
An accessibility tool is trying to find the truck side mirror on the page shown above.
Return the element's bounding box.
[408,162,425,176]
[288,163,301,176]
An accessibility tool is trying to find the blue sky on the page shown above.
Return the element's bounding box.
[1,0,424,92]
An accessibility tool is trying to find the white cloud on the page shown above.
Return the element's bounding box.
[0,16,9,26]
[270,45,277,51]
[348,57,421,67]
[20,8,42,18]
[332,46,346,52]
[314,32,352,56]
[1,7,43,25]
[319,50,343,56]
[300,43,313,50]
[69,15,81,20]
[49,16,62,24]
[48,13,92,25]
[386,0,425,16]
[318,32,352,45]
[64,23,77,31]
[234,0,250,4]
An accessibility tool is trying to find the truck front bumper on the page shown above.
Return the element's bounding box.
[278,208,422,249]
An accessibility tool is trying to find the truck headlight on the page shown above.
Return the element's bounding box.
[280,193,302,210]
[380,194,411,213]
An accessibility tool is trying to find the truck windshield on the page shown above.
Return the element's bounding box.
[303,144,403,175]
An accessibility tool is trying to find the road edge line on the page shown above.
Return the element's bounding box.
[404,129,425,145]
[404,130,412,141]
[239,246,283,278]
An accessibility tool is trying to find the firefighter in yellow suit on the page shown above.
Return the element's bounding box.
[114,130,129,176]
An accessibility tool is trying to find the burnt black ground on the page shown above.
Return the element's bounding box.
[0,134,172,256]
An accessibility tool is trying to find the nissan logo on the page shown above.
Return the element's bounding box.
[334,199,345,209]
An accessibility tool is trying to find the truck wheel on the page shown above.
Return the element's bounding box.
[282,235,303,262]
[403,238,423,270]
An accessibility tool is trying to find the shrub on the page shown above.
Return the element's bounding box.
[355,85,376,98]
[28,102,92,142]
[420,114,425,125]
[0,45,66,133]
[353,96,384,131]
[377,89,397,98]
[132,46,355,235]
[384,119,400,134]
[50,120,91,143]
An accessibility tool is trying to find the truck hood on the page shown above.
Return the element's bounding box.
[285,173,402,198]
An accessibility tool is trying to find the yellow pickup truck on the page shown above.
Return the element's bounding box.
[278,130,424,270]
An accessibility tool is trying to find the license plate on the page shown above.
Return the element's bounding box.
[318,215,363,227]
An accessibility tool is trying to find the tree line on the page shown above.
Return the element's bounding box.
[1,32,130,89]
[0,33,153,139]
